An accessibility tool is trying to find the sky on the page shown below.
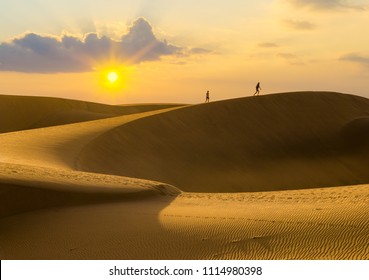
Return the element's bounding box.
[0,0,369,104]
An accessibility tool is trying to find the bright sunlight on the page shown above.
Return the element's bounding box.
[107,71,118,84]
[98,65,134,93]
[99,68,123,91]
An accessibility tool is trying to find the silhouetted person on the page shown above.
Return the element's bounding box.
[254,82,261,96]
[205,90,210,103]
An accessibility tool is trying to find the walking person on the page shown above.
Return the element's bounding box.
[254,82,261,96]
[205,90,210,103]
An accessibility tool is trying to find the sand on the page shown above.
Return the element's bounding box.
[0,94,183,133]
[0,91,368,259]
[77,91,369,192]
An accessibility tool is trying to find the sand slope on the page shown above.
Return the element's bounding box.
[0,107,182,169]
[0,94,183,133]
[0,162,179,218]
[77,91,369,192]
[1,91,368,260]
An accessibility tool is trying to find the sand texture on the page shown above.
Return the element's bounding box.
[1,92,368,259]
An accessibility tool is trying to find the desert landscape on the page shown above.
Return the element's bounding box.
[0,91,368,260]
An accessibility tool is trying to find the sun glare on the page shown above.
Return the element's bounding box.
[98,65,134,93]
[107,71,118,83]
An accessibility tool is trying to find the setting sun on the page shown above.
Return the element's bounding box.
[99,65,134,93]
[99,67,123,91]
[107,71,118,83]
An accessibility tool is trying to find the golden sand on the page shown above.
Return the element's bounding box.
[1,92,368,259]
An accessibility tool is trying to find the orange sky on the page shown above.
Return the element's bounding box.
[1,1,369,104]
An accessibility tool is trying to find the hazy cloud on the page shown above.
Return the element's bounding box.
[258,42,279,48]
[340,53,369,67]
[278,53,298,59]
[287,0,367,11]
[278,53,305,65]
[189,48,213,54]
[283,19,316,30]
[0,18,205,73]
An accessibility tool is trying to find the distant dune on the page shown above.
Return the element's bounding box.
[78,91,369,192]
[0,94,183,133]
[1,91,368,260]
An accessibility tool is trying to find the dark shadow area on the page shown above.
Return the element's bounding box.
[340,117,369,148]
[0,182,177,219]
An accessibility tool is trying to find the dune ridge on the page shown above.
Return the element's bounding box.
[0,94,183,133]
[77,91,369,192]
[0,106,184,169]
[0,162,179,218]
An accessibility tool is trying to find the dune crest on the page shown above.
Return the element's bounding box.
[0,94,183,133]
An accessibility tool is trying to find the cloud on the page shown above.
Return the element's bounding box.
[258,42,279,48]
[340,53,369,67]
[287,0,367,11]
[283,19,316,30]
[189,48,213,54]
[278,53,298,59]
[278,53,305,65]
[120,18,180,61]
[0,18,205,73]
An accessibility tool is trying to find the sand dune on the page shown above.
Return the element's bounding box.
[1,91,368,260]
[0,107,182,169]
[0,94,183,133]
[77,91,369,192]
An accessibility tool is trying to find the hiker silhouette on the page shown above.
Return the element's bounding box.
[205,90,210,103]
[254,82,261,96]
